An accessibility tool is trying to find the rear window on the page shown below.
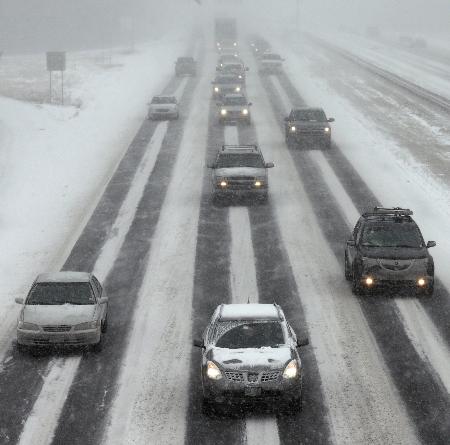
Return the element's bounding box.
[27,282,95,305]
[216,322,285,349]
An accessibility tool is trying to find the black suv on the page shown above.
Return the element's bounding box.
[345,207,436,295]
[193,303,308,413]
[207,145,274,202]
[284,108,334,149]
[175,57,197,76]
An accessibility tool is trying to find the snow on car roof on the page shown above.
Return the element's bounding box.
[219,304,281,321]
[36,271,92,283]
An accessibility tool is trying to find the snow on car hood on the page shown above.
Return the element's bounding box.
[360,246,428,260]
[211,346,292,370]
[215,167,265,177]
[23,304,97,326]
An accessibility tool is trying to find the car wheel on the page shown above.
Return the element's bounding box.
[91,335,103,352]
[101,315,108,333]
[420,282,434,297]
[202,398,220,417]
[351,267,362,295]
[344,253,352,281]
[17,342,29,354]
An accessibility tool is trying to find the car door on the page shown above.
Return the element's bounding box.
[91,276,106,320]
[347,219,362,265]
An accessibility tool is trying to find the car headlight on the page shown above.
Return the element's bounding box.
[214,87,219,92]
[417,278,426,287]
[242,109,249,115]
[254,180,263,187]
[233,42,237,47]
[235,86,241,92]
[283,360,299,379]
[18,321,39,331]
[74,320,99,331]
[206,361,223,380]
[364,276,374,286]
[324,127,330,132]
[290,126,296,132]
[220,109,227,116]
[218,180,227,187]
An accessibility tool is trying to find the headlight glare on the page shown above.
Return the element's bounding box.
[283,360,298,379]
[235,86,241,92]
[214,87,219,92]
[242,109,249,115]
[219,180,227,187]
[324,127,330,132]
[417,278,426,287]
[206,361,222,380]
[220,109,227,116]
[290,126,296,132]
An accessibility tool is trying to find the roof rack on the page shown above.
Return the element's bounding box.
[362,207,413,218]
[221,144,258,151]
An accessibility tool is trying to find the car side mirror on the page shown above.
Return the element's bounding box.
[347,239,355,247]
[99,297,108,304]
[15,297,24,304]
[193,338,204,348]
[265,162,274,168]
[297,337,309,348]
[328,117,335,122]
[427,241,436,248]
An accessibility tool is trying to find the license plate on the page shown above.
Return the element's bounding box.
[245,387,261,397]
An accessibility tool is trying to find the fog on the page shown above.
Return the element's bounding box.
[0,0,448,53]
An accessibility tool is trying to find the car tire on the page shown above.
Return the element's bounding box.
[17,342,29,354]
[202,398,220,417]
[91,335,103,352]
[344,253,352,281]
[351,267,363,296]
[421,282,434,297]
[101,315,108,333]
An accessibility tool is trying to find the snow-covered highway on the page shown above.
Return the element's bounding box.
[1,21,450,445]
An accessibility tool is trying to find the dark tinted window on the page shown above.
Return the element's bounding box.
[290,109,326,121]
[215,76,240,84]
[217,153,264,168]
[151,97,176,104]
[361,223,424,248]
[27,282,95,305]
[223,96,247,106]
[216,322,284,348]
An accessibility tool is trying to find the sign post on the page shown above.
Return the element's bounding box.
[46,51,66,105]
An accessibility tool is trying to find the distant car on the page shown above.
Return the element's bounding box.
[217,39,238,53]
[208,144,274,202]
[193,303,308,413]
[284,107,334,148]
[249,36,270,55]
[211,74,245,99]
[217,93,252,124]
[148,95,179,120]
[217,54,243,69]
[15,272,108,351]
[218,61,248,80]
[258,52,285,73]
[175,57,197,76]
[345,207,436,295]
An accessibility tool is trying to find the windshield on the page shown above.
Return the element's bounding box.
[27,282,95,305]
[361,223,424,248]
[223,96,247,106]
[216,322,285,349]
[223,64,243,71]
[217,154,265,168]
[215,76,240,84]
[290,109,326,121]
[151,97,176,104]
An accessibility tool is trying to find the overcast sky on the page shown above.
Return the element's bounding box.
[0,0,448,52]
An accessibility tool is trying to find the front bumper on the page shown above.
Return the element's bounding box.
[219,114,251,124]
[287,131,331,145]
[202,370,302,403]
[17,328,101,347]
[148,111,178,120]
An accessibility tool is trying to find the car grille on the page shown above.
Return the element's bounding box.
[42,325,72,332]
[225,371,245,382]
[379,259,413,271]
[261,371,280,382]
[247,372,259,383]
[156,108,170,112]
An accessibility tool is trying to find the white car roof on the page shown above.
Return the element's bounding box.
[35,271,92,283]
[219,304,281,321]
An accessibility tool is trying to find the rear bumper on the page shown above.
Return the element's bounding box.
[148,111,178,120]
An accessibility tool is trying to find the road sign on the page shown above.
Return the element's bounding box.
[46,51,66,72]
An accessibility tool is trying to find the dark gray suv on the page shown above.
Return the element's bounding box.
[193,303,309,413]
[207,145,274,202]
[345,207,436,295]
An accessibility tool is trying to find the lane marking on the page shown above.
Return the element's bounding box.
[225,124,280,445]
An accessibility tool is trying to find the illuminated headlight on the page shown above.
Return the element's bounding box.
[290,126,296,132]
[233,42,237,47]
[206,361,222,380]
[235,86,241,92]
[365,277,374,286]
[242,109,249,115]
[220,109,227,116]
[216,42,220,47]
[18,321,39,331]
[417,278,426,287]
[214,87,219,93]
[238,75,242,79]
[324,127,330,132]
[75,320,99,331]
[254,180,262,187]
[219,180,227,187]
[283,360,298,379]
